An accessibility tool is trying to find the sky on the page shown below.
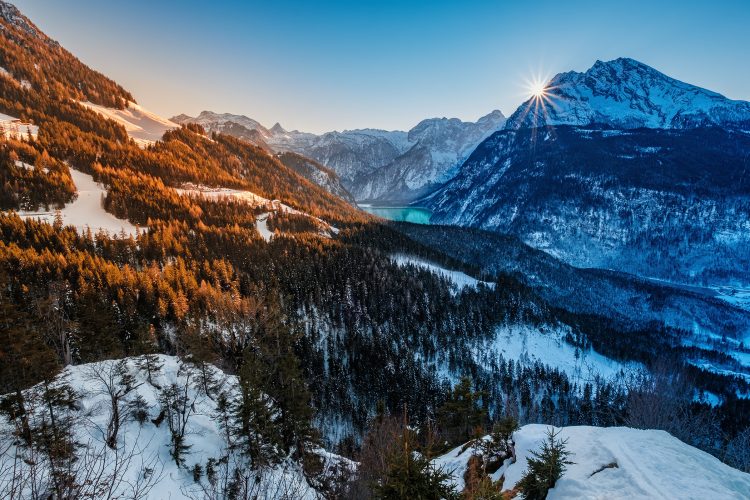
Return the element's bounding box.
[12,0,750,133]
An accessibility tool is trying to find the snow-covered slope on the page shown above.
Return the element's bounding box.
[0,356,346,499]
[391,254,494,294]
[172,110,506,203]
[434,424,750,499]
[506,58,750,130]
[175,184,338,240]
[81,101,178,147]
[15,167,139,237]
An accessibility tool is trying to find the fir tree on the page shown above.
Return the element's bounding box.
[516,428,574,500]
[375,427,458,500]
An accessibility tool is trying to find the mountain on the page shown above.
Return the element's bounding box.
[506,57,750,130]
[352,111,506,202]
[277,151,356,203]
[172,110,506,202]
[426,59,750,287]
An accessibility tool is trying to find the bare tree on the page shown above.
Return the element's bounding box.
[85,360,143,449]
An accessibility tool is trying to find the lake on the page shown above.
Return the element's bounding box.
[359,205,433,224]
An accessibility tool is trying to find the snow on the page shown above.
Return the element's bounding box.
[391,254,494,293]
[507,58,750,130]
[256,212,273,242]
[0,112,38,140]
[477,324,631,383]
[176,184,338,240]
[0,356,347,499]
[434,424,750,499]
[15,167,139,237]
[79,101,178,147]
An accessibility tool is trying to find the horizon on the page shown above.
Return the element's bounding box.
[11,0,750,133]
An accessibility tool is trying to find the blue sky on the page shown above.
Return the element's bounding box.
[13,0,750,133]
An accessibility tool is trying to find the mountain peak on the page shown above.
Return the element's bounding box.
[508,57,750,130]
[270,122,286,135]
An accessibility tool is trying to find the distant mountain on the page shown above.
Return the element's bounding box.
[172,110,506,202]
[506,58,750,130]
[352,111,506,202]
[276,151,356,204]
[426,58,750,286]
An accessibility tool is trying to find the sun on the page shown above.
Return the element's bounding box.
[529,80,548,99]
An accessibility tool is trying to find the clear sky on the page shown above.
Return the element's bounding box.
[12,0,750,133]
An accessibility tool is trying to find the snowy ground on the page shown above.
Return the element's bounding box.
[0,356,346,499]
[14,167,139,237]
[79,101,178,147]
[391,254,494,293]
[176,184,338,240]
[434,424,750,499]
[0,112,38,140]
[476,324,632,384]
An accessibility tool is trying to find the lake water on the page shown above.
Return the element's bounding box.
[359,205,433,224]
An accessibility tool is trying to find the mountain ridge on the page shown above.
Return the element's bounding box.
[506,57,750,130]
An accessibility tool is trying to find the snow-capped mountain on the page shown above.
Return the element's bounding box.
[172,110,506,202]
[506,58,750,130]
[352,110,506,202]
[426,58,750,287]
[426,125,750,286]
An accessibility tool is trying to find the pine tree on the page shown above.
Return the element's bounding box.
[516,428,574,500]
[437,377,487,447]
[375,427,458,500]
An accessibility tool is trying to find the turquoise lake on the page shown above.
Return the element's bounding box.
[359,205,433,224]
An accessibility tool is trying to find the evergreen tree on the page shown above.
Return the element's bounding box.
[437,377,487,447]
[375,427,458,500]
[516,428,574,500]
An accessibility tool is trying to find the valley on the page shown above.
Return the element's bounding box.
[0,1,749,498]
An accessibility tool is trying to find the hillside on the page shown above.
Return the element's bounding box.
[434,424,750,499]
[0,356,348,499]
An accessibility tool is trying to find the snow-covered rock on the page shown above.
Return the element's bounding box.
[506,58,750,130]
[434,424,750,499]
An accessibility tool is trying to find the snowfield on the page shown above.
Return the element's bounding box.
[16,167,140,237]
[477,324,631,384]
[434,424,750,499]
[0,356,348,499]
[80,101,178,147]
[391,254,494,293]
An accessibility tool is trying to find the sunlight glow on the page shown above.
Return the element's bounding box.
[529,80,548,99]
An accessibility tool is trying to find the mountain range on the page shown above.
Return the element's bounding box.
[172,109,506,203]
